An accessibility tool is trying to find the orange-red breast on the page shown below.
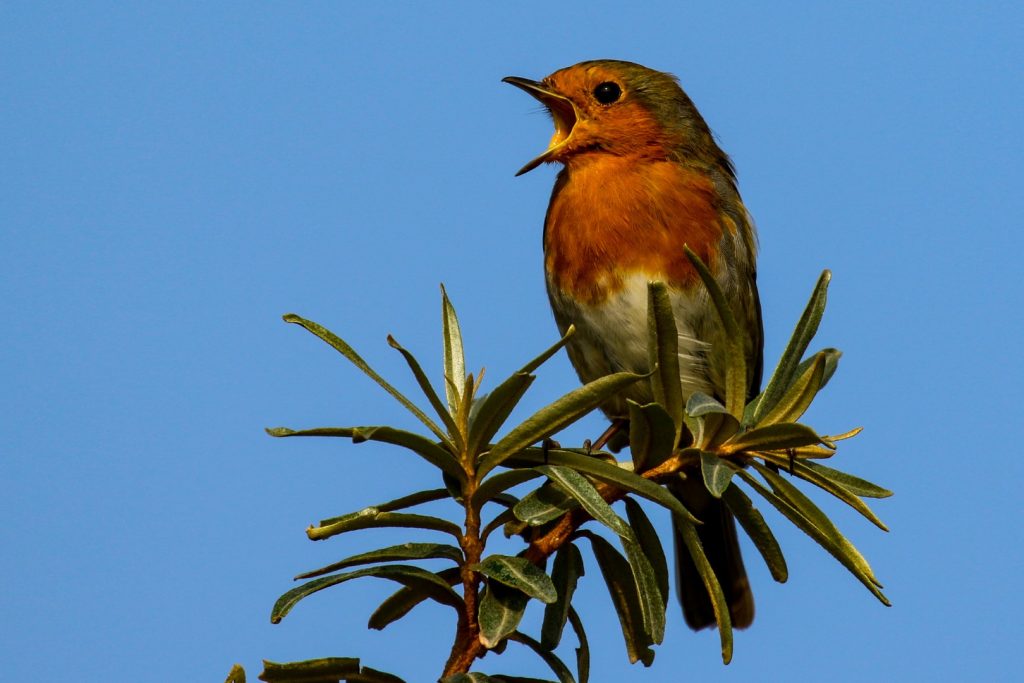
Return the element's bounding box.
[505,60,763,630]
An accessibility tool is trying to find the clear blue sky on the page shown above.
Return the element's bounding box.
[3,2,1022,681]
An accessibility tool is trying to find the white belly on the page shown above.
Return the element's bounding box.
[547,272,714,418]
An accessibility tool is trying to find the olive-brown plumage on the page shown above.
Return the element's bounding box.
[506,60,762,630]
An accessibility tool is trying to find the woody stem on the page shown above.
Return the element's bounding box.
[442,478,487,677]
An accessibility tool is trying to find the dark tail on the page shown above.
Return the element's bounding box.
[670,476,754,630]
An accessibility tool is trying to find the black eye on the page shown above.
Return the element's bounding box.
[593,81,622,104]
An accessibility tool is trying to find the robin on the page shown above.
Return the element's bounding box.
[504,60,762,631]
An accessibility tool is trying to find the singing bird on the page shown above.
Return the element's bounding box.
[504,60,762,630]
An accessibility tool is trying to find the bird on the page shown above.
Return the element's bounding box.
[504,60,763,631]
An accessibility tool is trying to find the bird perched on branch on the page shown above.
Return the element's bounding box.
[505,59,763,630]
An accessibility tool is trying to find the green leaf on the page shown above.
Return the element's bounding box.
[507,448,699,524]
[738,465,890,605]
[795,347,841,391]
[440,285,466,415]
[751,270,831,423]
[367,567,460,630]
[647,282,684,440]
[683,247,747,418]
[720,422,822,455]
[721,484,788,583]
[271,564,463,624]
[627,401,676,472]
[225,664,246,683]
[473,470,543,509]
[536,466,632,539]
[541,543,585,650]
[507,631,576,683]
[686,392,729,417]
[533,465,670,641]
[802,462,893,498]
[622,498,669,608]
[517,325,576,374]
[307,510,461,542]
[294,542,463,580]
[282,314,450,445]
[474,554,558,604]
[700,452,735,498]
[674,517,734,664]
[478,370,647,477]
[756,351,825,426]
[759,456,889,531]
[387,335,463,447]
[567,608,590,683]
[266,426,465,484]
[513,481,578,527]
[467,372,535,460]
[580,532,654,666]
[259,657,359,681]
[478,581,530,648]
[442,675,499,683]
[259,658,406,683]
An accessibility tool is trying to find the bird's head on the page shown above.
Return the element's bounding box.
[504,59,722,176]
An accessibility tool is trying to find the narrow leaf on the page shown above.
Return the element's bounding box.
[368,567,460,630]
[295,542,463,580]
[467,372,535,459]
[720,422,822,455]
[537,465,632,538]
[507,448,699,523]
[266,426,465,484]
[440,285,466,414]
[683,248,746,418]
[756,455,889,530]
[757,352,825,426]
[795,347,841,391]
[721,484,788,582]
[308,510,461,542]
[738,466,890,605]
[752,270,831,422]
[518,325,576,374]
[541,544,585,650]
[803,461,893,498]
[755,462,888,562]
[271,565,463,623]
[478,581,529,648]
[622,497,669,608]
[627,400,676,472]
[388,335,463,446]
[478,370,647,477]
[647,282,684,439]
[259,658,406,683]
[282,314,449,444]
[259,658,359,681]
[686,392,729,417]
[513,481,578,527]
[581,532,654,666]
[534,478,672,642]
[674,518,734,664]
[507,631,576,683]
[700,452,735,498]
[567,607,590,683]
[474,555,557,604]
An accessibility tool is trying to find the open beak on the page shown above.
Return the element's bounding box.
[503,76,578,176]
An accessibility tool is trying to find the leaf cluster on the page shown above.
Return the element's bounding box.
[232,263,890,683]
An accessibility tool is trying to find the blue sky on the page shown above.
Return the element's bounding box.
[3,2,1022,681]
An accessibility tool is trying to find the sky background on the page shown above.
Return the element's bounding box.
[3,2,1022,681]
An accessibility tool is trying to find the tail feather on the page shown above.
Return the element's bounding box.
[671,476,754,630]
